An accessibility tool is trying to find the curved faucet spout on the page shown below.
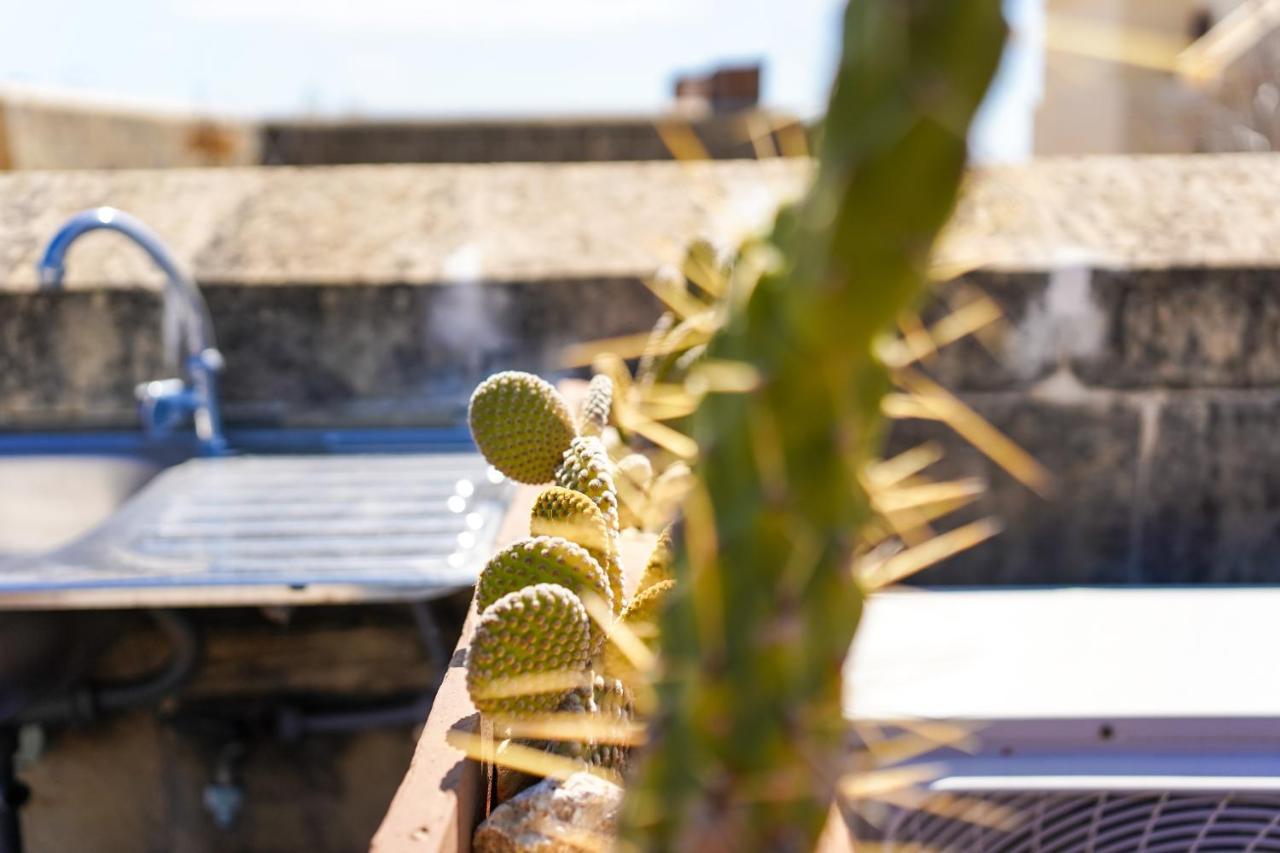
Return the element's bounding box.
[38,207,185,289]
[37,207,226,455]
[37,207,216,359]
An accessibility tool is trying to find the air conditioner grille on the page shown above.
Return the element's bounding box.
[874,792,1280,852]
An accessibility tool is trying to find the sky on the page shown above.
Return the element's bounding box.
[0,0,1041,160]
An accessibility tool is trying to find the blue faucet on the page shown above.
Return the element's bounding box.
[37,207,227,455]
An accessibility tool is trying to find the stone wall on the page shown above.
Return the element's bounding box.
[0,88,258,170]
[260,112,805,165]
[4,155,1280,584]
[0,89,800,170]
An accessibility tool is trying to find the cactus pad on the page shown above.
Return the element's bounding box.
[529,487,611,555]
[468,371,577,484]
[555,435,620,529]
[476,537,613,644]
[466,583,592,717]
[588,675,633,772]
[602,579,672,684]
[636,527,674,593]
[580,374,614,437]
[530,487,625,614]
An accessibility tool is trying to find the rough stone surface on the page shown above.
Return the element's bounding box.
[473,772,622,853]
[887,394,1143,585]
[0,277,661,428]
[922,266,1280,393]
[1141,394,1280,584]
[0,161,806,291]
[10,154,1280,291]
[260,112,804,165]
[1,89,258,171]
[1077,267,1280,389]
[940,154,1280,271]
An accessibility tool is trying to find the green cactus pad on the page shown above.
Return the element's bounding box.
[636,527,674,593]
[530,487,625,614]
[580,374,614,437]
[529,487,611,555]
[588,675,633,772]
[555,435,620,529]
[468,371,577,484]
[602,579,672,684]
[622,578,673,626]
[476,536,612,650]
[466,583,592,717]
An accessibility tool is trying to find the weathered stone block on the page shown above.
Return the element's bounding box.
[0,277,662,429]
[914,271,1055,392]
[1076,267,1280,389]
[1141,394,1280,583]
[886,394,1141,585]
[0,290,164,427]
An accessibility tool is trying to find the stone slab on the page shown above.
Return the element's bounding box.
[8,154,1280,293]
[885,394,1143,585]
[0,277,662,428]
[1141,393,1280,583]
[922,265,1280,392]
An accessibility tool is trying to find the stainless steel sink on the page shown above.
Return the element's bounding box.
[0,428,511,608]
[0,455,161,559]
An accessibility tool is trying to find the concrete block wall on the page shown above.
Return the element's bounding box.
[3,155,1280,585]
[259,112,804,165]
[903,263,1280,585]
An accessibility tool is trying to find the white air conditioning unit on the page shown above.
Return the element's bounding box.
[843,588,1280,851]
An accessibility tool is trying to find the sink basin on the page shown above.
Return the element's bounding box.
[0,455,161,558]
[0,427,511,608]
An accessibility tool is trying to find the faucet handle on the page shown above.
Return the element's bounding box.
[135,378,196,436]
[192,347,225,374]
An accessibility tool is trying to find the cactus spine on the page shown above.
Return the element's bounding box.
[621,1,1007,849]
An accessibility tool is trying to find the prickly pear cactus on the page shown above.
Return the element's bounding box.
[621,1,1007,849]
[466,583,592,716]
[602,579,672,687]
[468,371,577,484]
[528,486,624,614]
[476,536,613,650]
[555,435,620,528]
[579,374,613,437]
[467,368,638,729]
[634,527,673,594]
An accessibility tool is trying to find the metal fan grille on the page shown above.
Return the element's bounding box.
[874,791,1280,852]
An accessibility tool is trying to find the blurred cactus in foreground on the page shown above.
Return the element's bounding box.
[621,1,1008,849]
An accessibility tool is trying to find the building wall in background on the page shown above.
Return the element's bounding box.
[0,87,258,170]
[0,85,804,170]
[1033,0,1277,155]
[259,112,805,165]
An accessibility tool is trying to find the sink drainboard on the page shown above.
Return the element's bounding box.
[0,454,511,602]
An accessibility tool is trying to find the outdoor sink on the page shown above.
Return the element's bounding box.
[0,427,511,607]
[0,454,162,559]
